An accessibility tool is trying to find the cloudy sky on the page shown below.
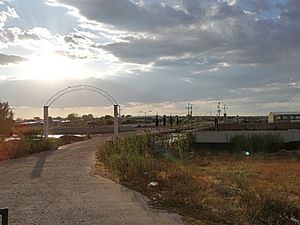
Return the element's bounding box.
[0,0,300,118]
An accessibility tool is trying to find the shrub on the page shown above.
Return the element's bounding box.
[98,132,195,180]
[0,141,17,160]
[228,169,251,189]
[22,128,42,139]
[14,138,58,158]
[98,134,154,181]
[168,132,195,158]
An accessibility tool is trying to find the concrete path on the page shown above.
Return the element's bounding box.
[0,136,184,225]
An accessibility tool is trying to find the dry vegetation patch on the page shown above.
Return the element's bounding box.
[97,133,300,225]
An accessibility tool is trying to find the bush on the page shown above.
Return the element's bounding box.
[231,134,282,153]
[228,169,251,189]
[0,141,17,160]
[22,128,42,139]
[98,134,154,180]
[170,132,195,158]
[14,138,58,158]
[99,132,195,179]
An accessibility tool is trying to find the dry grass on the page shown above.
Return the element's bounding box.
[184,155,300,224]
[97,135,300,225]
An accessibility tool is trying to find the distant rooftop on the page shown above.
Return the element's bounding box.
[270,112,300,115]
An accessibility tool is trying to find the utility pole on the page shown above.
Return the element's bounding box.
[223,104,228,117]
[118,106,122,117]
[155,113,159,129]
[186,103,193,130]
[114,105,119,138]
[139,110,151,131]
[118,105,122,130]
[217,102,221,118]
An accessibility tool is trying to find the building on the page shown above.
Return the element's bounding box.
[268,112,300,123]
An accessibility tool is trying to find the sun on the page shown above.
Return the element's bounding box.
[22,52,82,80]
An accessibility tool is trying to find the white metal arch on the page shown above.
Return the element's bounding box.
[43,85,119,138]
[44,85,118,106]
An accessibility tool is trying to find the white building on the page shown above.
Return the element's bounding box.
[268,112,300,123]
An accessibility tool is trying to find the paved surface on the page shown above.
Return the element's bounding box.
[0,135,184,225]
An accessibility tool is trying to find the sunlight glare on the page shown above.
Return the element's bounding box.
[22,53,82,80]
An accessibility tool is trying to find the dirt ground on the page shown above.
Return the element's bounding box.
[97,147,300,225]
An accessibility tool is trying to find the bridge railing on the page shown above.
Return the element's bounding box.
[0,208,8,225]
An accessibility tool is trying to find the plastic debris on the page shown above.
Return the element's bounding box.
[290,217,300,224]
[148,181,158,187]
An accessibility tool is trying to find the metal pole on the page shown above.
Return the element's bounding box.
[114,105,119,138]
[0,208,8,225]
[144,112,146,131]
[43,106,49,138]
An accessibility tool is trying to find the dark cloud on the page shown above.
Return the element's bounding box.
[55,0,300,69]
[0,53,26,65]
[280,0,300,19]
[240,0,270,12]
[57,0,193,31]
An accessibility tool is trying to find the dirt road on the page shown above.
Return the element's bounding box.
[0,135,184,225]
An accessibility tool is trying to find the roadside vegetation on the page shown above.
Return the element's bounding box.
[0,101,14,140]
[0,127,88,161]
[97,133,300,225]
[0,101,89,161]
[0,128,59,161]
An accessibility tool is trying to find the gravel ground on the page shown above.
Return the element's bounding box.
[0,135,184,225]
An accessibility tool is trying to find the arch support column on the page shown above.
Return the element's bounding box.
[114,105,119,138]
[44,106,49,138]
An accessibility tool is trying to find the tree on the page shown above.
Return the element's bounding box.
[0,101,14,137]
[67,113,78,121]
[82,114,94,121]
[104,115,113,120]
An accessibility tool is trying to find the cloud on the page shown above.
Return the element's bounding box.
[1,0,300,117]
[52,0,300,70]
[280,0,300,19]
[56,0,193,31]
[2,75,300,118]
[55,50,87,59]
[0,6,18,28]
[0,53,26,65]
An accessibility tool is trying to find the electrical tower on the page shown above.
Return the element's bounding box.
[217,102,221,117]
[186,103,193,116]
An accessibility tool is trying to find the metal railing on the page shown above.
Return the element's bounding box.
[0,208,8,225]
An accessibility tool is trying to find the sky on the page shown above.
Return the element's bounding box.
[0,0,300,119]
